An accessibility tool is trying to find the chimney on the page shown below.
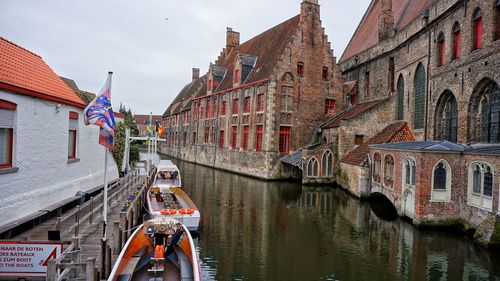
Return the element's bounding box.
[192,68,200,81]
[226,27,240,51]
[378,0,394,41]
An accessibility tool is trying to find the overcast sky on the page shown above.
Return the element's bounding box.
[0,0,370,115]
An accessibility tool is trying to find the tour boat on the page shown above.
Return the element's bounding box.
[108,216,201,281]
[148,160,200,232]
[153,160,182,189]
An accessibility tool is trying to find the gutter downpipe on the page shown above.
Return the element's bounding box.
[424,12,432,140]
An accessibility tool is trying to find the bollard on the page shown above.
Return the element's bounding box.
[86,257,95,281]
[100,238,107,279]
[46,259,57,281]
[71,237,80,277]
[112,221,120,254]
[75,205,80,237]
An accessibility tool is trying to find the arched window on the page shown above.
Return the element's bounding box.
[384,155,395,187]
[472,8,483,50]
[434,91,458,142]
[468,79,500,143]
[452,22,461,60]
[414,64,426,129]
[432,160,452,202]
[396,74,405,120]
[321,150,333,177]
[437,32,445,66]
[403,157,416,186]
[373,153,382,183]
[468,162,494,210]
[307,157,319,177]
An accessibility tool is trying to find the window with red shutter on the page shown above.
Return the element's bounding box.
[234,69,240,83]
[255,125,263,152]
[244,97,251,113]
[242,126,249,150]
[219,130,225,149]
[68,111,79,160]
[231,126,238,149]
[325,99,336,116]
[279,126,291,154]
[437,32,445,66]
[221,101,227,116]
[233,99,239,115]
[192,132,197,144]
[257,94,264,112]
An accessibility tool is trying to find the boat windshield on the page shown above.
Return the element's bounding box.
[154,170,181,187]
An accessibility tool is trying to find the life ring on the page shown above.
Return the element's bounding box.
[179,208,195,215]
[160,209,177,215]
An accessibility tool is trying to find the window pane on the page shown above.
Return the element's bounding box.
[411,162,416,185]
[405,161,411,185]
[473,166,482,193]
[68,130,76,158]
[484,167,493,197]
[414,65,426,129]
[433,163,447,190]
[0,128,11,164]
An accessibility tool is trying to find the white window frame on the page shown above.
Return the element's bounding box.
[467,161,494,211]
[430,159,452,202]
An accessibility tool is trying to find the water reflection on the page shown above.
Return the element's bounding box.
[153,155,500,281]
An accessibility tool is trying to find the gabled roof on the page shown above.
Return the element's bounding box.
[215,15,300,92]
[0,37,85,108]
[340,0,438,62]
[321,99,382,129]
[341,121,415,166]
[60,76,96,105]
[163,75,206,116]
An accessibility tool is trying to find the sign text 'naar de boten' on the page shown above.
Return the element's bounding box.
[0,241,63,278]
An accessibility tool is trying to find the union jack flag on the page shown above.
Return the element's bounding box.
[83,72,116,149]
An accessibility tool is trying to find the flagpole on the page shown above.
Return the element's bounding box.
[102,71,113,238]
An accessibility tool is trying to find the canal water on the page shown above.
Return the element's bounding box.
[151,155,500,281]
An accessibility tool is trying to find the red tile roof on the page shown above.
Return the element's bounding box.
[341,121,415,166]
[321,100,382,129]
[340,0,438,62]
[0,37,85,108]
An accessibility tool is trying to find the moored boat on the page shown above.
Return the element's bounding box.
[147,160,200,232]
[108,216,200,281]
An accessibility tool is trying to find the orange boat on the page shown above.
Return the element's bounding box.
[108,217,200,281]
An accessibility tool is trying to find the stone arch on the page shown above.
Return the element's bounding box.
[434,90,458,142]
[467,78,500,143]
[413,63,426,129]
[396,74,405,120]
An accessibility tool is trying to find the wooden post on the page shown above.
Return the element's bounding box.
[71,237,80,278]
[112,221,120,254]
[89,197,94,225]
[106,243,112,277]
[119,212,127,247]
[46,259,57,281]
[86,257,95,281]
[75,205,80,237]
[100,238,107,279]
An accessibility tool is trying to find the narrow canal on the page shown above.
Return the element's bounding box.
[153,155,500,281]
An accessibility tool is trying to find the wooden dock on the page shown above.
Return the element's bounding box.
[9,167,154,281]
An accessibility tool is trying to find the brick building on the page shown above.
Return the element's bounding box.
[134,114,162,137]
[160,0,343,179]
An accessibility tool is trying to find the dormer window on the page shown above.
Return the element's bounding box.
[234,69,240,83]
[297,62,304,77]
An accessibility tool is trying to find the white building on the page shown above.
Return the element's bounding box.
[0,37,119,234]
